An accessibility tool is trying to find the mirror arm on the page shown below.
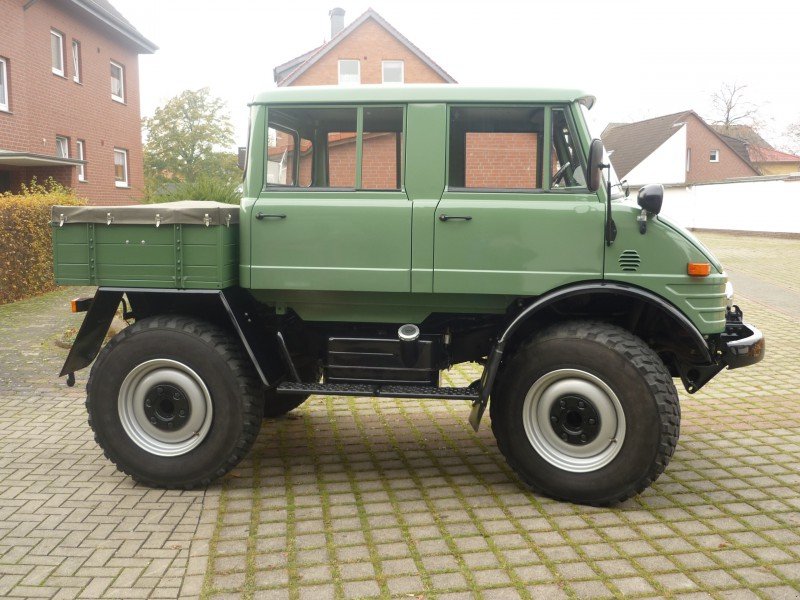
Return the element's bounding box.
[599,163,617,246]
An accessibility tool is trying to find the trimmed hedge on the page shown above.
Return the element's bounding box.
[0,179,85,304]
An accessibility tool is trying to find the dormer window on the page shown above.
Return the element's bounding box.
[709,149,719,163]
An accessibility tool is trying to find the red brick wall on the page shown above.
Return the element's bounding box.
[465,133,539,188]
[685,114,757,184]
[0,0,146,205]
[289,17,448,86]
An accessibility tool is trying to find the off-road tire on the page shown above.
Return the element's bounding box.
[490,320,680,505]
[86,315,263,489]
[263,359,322,418]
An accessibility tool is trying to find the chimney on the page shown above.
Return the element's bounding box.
[329,7,345,38]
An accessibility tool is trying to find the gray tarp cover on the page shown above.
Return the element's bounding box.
[51,201,239,226]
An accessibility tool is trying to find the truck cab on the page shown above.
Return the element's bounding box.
[54,85,764,504]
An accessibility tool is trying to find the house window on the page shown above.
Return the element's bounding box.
[381,60,404,84]
[114,148,128,187]
[338,60,360,84]
[686,148,691,172]
[0,57,8,112]
[709,149,719,163]
[55,136,69,158]
[448,106,544,190]
[110,61,125,102]
[76,140,86,181]
[51,30,65,76]
[72,40,81,83]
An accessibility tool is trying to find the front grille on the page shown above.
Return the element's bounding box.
[618,250,641,272]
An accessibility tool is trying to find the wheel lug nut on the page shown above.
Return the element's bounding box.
[179,410,186,417]
[559,400,566,408]
[156,387,163,394]
[580,434,587,441]
[173,393,180,400]
[561,433,568,441]
[578,401,585,409]
[167,422,173,428]
[145,399,151,407]
[589,418,596,425]
[150,417,157,425]
[550,415,558,423]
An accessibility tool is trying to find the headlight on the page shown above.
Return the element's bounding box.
[725,281,734,309]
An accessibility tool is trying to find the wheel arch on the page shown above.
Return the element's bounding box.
[60,287,286,386]
[471,281,712,429]
[500,281,713,365]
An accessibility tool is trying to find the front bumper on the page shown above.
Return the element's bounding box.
[678,305,764,393]
[719,305,765,369]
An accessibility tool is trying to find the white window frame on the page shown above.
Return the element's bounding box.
[709,149,720,163]
[337,59,360,85]
[51,30,65,76]
[114,148,128,187]
[76,140,86,181]
[381,60,404,84]
[0,57,8,112]
[110,61,125,103]
[72,40,81,83]
[686,148,691,172]
[55,136,69,158]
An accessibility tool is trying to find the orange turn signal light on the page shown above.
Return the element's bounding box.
[687,262,711,277]
[70,299,79,313]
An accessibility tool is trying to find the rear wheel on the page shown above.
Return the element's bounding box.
[86,316,263,488]
[491,321,680,505]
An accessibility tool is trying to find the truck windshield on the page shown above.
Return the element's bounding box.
[579,104,625,200]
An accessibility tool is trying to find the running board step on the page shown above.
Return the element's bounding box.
[276,381,479,401]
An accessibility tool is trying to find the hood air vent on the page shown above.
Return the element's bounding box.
[619,250,641,272]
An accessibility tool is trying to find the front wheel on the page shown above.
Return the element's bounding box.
[490,321,680,505]
[86,316,263,488]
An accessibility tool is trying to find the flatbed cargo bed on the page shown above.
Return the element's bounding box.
[51,201,239,289]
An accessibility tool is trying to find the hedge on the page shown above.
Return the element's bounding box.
[0,179,85,305]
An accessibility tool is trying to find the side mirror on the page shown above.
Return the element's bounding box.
[637,183,664,215]
[237,147,247,171]
[587,138,604,192]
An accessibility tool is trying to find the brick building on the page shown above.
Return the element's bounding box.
[0,0,156,204]
[602,111,758,186]
[270,8,457,189]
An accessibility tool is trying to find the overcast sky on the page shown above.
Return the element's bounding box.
[113,0,800,151]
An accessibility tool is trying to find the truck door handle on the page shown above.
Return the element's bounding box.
[256,212,286,220]
[439,214,472,222]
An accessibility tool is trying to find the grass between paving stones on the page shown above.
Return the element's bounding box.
[199,373,799,599]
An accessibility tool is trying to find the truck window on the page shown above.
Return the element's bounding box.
[550,108,587,189]
[266,106,403,191]
[448,106,544,190]
[362,106,403,190]
[266,126,297,186]
[267,107,356,189]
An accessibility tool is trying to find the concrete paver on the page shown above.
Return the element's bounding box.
[0,232,799,599]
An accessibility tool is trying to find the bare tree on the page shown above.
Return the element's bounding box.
[785,121,800,155]
[711,83,761,135]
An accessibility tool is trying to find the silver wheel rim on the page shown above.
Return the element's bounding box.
[118,359,213,457]
[522,368,626,473]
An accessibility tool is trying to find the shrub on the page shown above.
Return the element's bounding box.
[145,177,241,205]
[0,178,85,304]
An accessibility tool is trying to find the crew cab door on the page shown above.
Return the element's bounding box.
[250,106,411,293]
[433,105,605,295]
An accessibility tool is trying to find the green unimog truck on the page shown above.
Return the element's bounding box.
[52,85,764,505]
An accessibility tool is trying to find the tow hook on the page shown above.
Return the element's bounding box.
[66,372,75,387]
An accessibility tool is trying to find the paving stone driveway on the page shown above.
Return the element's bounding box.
[1,232,799,600]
